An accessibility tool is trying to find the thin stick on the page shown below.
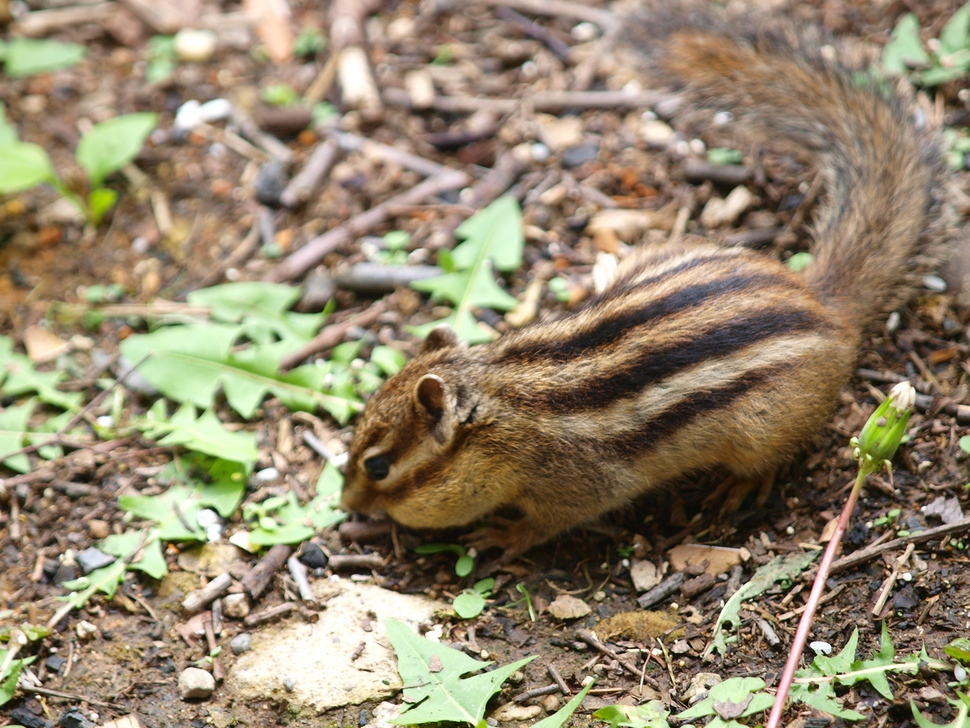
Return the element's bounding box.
[830,518,970,574]
[473,0,616,28]
[383,88,662,114]
[279,300,387,370]
[765,467,867,728]
[270,169,470,282]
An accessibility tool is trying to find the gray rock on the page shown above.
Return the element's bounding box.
[77,547,116,574]
[178,667,216,701]
[560,143,599,168]
[254,160,289,207]
[230,633,252,655]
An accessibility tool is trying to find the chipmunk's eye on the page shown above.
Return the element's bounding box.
[364,454,391,480]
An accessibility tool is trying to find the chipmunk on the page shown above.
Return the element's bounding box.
[340,6,952,559]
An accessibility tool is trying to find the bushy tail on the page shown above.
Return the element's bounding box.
[626,6,951,328]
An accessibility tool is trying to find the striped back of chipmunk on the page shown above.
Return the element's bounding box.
[482,243,851,457]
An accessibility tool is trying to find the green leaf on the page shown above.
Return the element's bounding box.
[0,335,83,410]
[137,403,258,470]
[0,399,34,473]
[677,677,773,721]
[75,113,158,188]
[2,37,85,77]
[386,618,536,726]
[945,637,970,664]
[120,323,360,423]
[787,252,814,273]
[851,622,897,700]
[370,345,407,376]
[0,648,27,707]
[101,529,167,579]
[593,701,670,728]
[882,14,930,74]
[534,681,596,728]
[708,551,817,655]
[87,187,119,225]
[187,282,325,344]
[0,142,55,193]
[410,196,524,343]
[959,435,970,454]
[453,591,487,619]
[0,103,19,146]
[60,559,127,603]
[707,147,744,166]
[939,2,970,55]
[119,484,206,541]
[246,469,345,545]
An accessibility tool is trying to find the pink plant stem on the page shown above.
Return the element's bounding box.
[765,468,868,728]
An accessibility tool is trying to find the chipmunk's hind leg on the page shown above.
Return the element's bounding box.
[701,470,775,514]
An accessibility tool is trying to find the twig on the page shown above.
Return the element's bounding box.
[572,21,621,90]
[243,601,297,627]
[230,105,294,163]
[194,218,262,289]
[473,0,616,28]
[182,573,233,613]
[334,263,442,295]
[463,146,531,209]
[240,544,293,599]
[383,88,662,114]
[326,129,455,179]
[278,300,388,370]
[331,0,383,118]
[636,572,685,609]
[830,518,970,574]
[576,629,641,678]
[281,139,341,208]
[16,3,113,36]
[682,160,753,186]
[270,168,471,282]
[513,684,560,703]
[548,664,570,695]
[871,543,915,617]
[496,6,571,61]
[327,553,385,571]
[287,555,316,602]
[22,685,113,708]
[203,613,224,683]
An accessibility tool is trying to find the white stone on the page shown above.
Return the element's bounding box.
[226,581,444,713]
[174,28,217,63]
[699,186,757,228]
[178,667,216,700]
[491,703,542,722]
[640,119,674,146]
[630,560,661,592]
[76,620,99,640]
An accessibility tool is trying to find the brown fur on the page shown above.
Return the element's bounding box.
[340,7,952,559]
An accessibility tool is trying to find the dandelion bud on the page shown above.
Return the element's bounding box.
[852,381,916,469]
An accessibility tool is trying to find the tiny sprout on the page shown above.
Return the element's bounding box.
[850,381,916,475]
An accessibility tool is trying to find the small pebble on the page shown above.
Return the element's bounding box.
[284,676,297,691]
[223,593,250,620]
[540,694,560,713]
[87,520,110,540]
[560,143,599,168]
[198,98,232,123]
[254,160,288,206]
[77,547,116,574]
[571,21,599,41]
[174,100,203,134]
[174,28,217,63]
[923,274,948,292]
[76,620,99,641]
[491,703,542,722]
[298,542,328,569]
[178,667,216,700]
[530,143,551,161]
[255,467,280,482]
[640,119,674,146]
[230,632,253,654]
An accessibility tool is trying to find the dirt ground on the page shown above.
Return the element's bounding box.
[2,0,970,726]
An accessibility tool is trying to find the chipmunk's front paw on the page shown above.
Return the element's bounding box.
[702,472,775,514]
[463,518,538,563]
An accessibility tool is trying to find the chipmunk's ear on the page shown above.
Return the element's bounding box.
[414,374,457,444]
[420,326,458,354]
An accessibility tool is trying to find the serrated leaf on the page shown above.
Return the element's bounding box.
[76,113,157,188]
[939,2,970,55]
[410,197,523,343]
[60,559,127,603]
[386,618,536,726]
[0,335,82,410]
[246,483,346,546]
[101,529,167,580]
[882,14,930,74]
[593,701,670,728]
[0,399,34,473]
[137,403,258,469]
[187,282,325,344]
[851,622,897,700]
[788,681,865,721]
[3,37,85,77]
[677,678,772,721]
[120,324,360,422]
[0,142,55,193]
[452,195,524,273]
[709,551,817,655]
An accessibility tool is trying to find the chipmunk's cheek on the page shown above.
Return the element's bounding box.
[341,484,379,514]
